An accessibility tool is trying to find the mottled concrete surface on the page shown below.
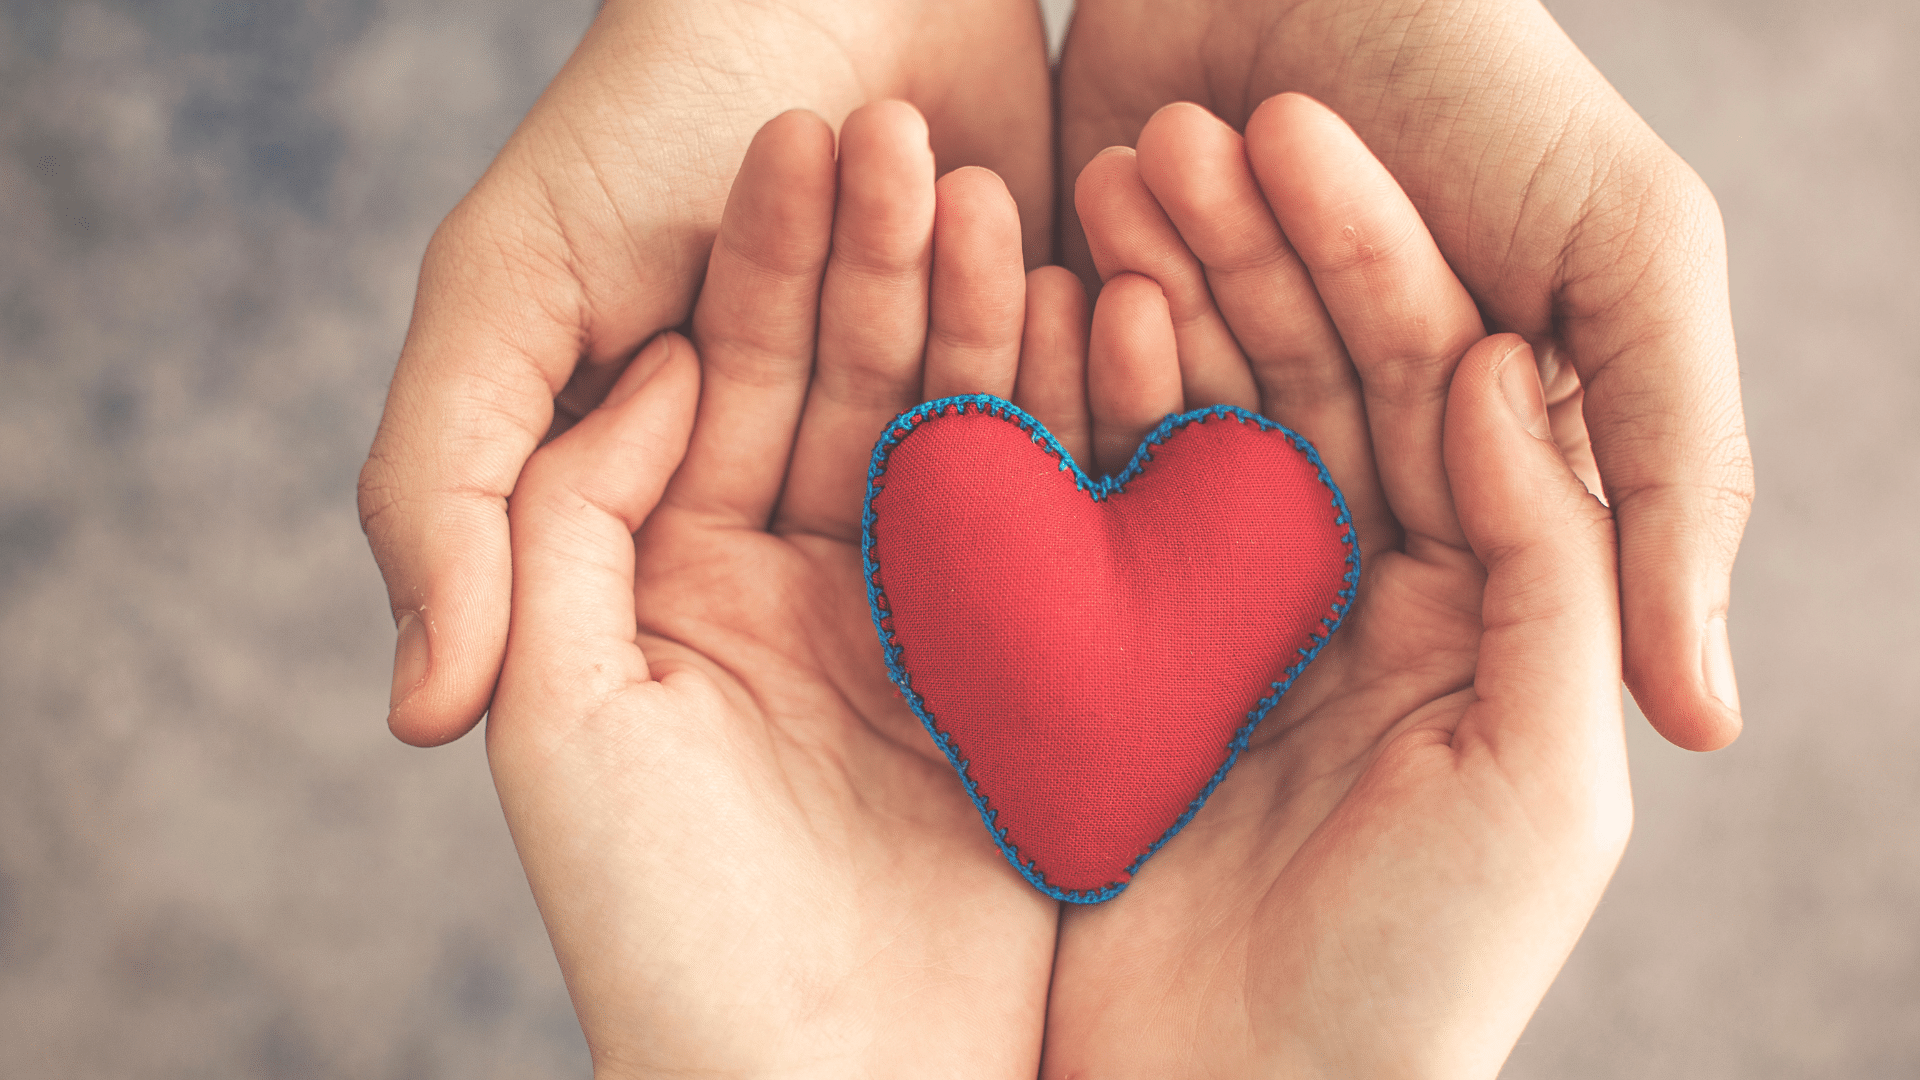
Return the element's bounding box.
[0,1,1914,1076]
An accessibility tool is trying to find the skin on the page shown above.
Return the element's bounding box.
[363,0,1749,1066]
[1057,0,1754,752]
[359,0,1052,748]
[490,103,1058,1078]
[501,95,1633,1076]
[365,0,1750,755]
[1030,93,1630,1078]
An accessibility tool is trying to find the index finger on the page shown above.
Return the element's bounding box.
[1245,93,1485,557]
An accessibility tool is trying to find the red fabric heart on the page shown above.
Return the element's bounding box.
[863,396,1358,902]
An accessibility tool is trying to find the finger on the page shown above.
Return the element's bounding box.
[503,333,700,707]
[776,101,936,542]
[922,166,1026,401]
[1087,273,1183,478]
[1246,93,1485,556]
[662,110,837,531]
[1559,189,1751,751]
[359,191,595,747]
[1443,335,1628,815]
[1072,147,1261,413]
[1135,101,1398,562]
[1012,265,1094,472]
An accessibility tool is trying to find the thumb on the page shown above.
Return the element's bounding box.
[1445,335,1628,816]
[500,334,700,715]
[359,183,698,747]
[357,239,569,747]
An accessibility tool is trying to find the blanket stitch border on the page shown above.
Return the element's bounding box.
[860,394,1361,904]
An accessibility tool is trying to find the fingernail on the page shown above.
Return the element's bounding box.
[603,335,674,410]
[1497,345,1552,440]
[389,610,430,710]
[1701,615,1740,713]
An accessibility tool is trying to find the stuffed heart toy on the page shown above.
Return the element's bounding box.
[862,395,1358,903]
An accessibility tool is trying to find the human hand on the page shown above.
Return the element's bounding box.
[486,104,1055,1075]
[1021,95,1631,1077]
[1056,0,1753,751]
[359,0,1051,746]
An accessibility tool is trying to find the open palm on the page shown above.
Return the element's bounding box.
[1055,0,1750,755]
[1025,98,1634,1078]
[488,105,1055,1078]
[362,0,1053,748]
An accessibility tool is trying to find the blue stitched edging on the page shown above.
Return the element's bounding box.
[860,394,1361,904]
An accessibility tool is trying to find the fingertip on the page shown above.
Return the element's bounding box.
[623,331,703,438]
[653,329,702,398]
[1448,334,1560,461]
[369,479,516,749]
[1143,100,1217,131]
[711,112,837,286]
[1244,90,1379,211]
[1446,334,1612,564]
[933,166,1023,260]
[1136,102,1238,190]
[767,106,834,139]
[1638,690,1744,753]
[1489,337,1553,442]
[1135,103,1258,239]
[1447,333,1529,443]
[387,653,481,749]
[1247,91,1344,142]
[937,163,1016,203]
[1092,272,1173,341]
[755,109,838,177]
[385,577,506,748]
[1701,613,1742,721]
[753,108,839,200]
[601,331,675,409]
[1074,145,1139,186]
[1134,103,1213,183]
[1071,148,1142,276]
[1088,272,1181,474]
[1624,605,1746,752]
[828,100,936,269]
[522,330,700,535]
[1027,264,1093,309]
[841,99,934,160]
[926,167,1026,401]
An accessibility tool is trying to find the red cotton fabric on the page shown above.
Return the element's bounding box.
[866,403,1354,897]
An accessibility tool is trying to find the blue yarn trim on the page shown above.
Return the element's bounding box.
[861,394,1361,904]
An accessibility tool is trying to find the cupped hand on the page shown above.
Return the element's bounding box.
[1057,0,1753,751]
[487,104,1054,1076]
[360,0,1051,745]
[1017,96,1631,1078]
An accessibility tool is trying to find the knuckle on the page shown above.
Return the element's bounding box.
[1313,211,1425,280]
[356,451,402,538]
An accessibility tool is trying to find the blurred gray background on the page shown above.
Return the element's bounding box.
[0,0,1913,1075]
